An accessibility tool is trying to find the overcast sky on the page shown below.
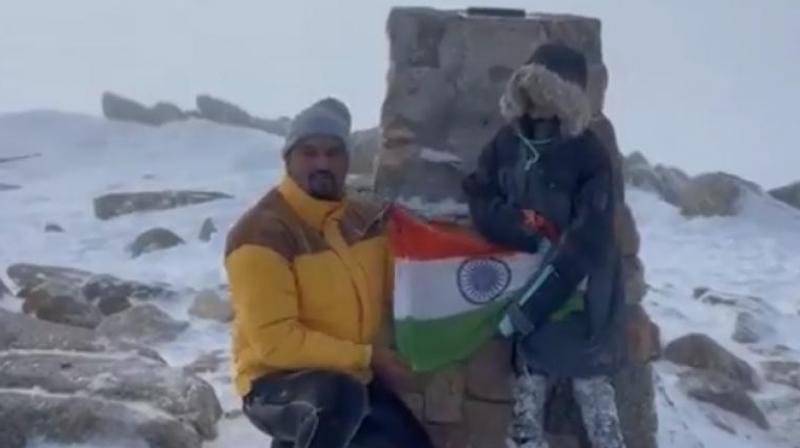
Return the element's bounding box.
[1,0,798,187]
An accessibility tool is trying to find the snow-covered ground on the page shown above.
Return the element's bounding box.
[2,111,799,447]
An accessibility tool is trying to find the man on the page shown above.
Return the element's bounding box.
[462,44,628,448]
[225,98,433,448]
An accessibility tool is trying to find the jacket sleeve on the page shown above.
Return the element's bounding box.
[462,135,542,253]
[517,146,616,330]
[225,244,372,371]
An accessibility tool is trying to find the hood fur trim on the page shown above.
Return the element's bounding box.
[499,63,592,137]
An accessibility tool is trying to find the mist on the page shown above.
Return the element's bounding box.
[1,0,798,187]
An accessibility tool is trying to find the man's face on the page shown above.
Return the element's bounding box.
[286,136,349,201]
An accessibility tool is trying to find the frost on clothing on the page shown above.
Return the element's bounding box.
[507,373,626,448]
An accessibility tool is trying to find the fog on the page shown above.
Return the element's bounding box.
[1,0,798,187]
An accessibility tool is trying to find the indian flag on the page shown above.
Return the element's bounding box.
[389,206,546,372]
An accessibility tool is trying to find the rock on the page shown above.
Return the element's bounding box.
[198,218,217,242]
[424,367,465,423]
[129,228,185,258]
[0,277,11,298]
[612,364,659,448]
[102,92,186,126]
[768,181,800,210]
[626,304,662,364]
[93,190,232,220]
[82,273,175,302]
[8,263,92,295]
[183,350,229,375]
[623,151,690,206]
[44,222,65,233]
[96,294,132,316]
[188,289,233,323]
[351,127,381,175]
[762,360,800,391]
[25,293,103,329]
[732,311,775,344]
[0,309,162,361]
[0,183,21,191]
[195,94,290,137]
[693,288,780,316]
[96,304,189,345]
[0,351,222,440]
[664,333,760,390]
[679,172,762,218]
[0,391,203,448]
[623,255,648,304]
[678,369,769,429]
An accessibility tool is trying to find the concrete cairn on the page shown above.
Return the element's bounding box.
[374,7,660,448]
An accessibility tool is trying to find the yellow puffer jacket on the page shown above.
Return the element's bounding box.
[224,176,392,397]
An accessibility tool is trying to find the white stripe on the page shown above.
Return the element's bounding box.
[394,253,544,320]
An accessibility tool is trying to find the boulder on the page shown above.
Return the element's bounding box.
[768,181,800,210]
[23,292,103,329]
[183,350,229,375]
[678,369,769,429]
[189,289,233,323]
[129,228,185,258]
[762,360,800,391]
[0,310,220,447]
[102,92,186,126]
[0,309,162,360]
[198,218,218,242]
[623,151,690,206]
[96,293,132,316]
[96,304,189,345]
[8,264,175,304]
[0,182,22,191]
[93,190,232,220]
[0,277,11,298]
[732,311,775,344]
[44,222,65,233]
[196,94,290,137]
[679,172,761,218]
[664,333,760,390]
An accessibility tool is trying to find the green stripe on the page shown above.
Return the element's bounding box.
[395,291,585,372]
[395,299,509,372]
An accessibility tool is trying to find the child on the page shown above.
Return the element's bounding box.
[462,44,627,448]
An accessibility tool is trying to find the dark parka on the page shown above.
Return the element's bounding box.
[462,47,627,378]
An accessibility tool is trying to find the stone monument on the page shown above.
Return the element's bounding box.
[373,7,660,448]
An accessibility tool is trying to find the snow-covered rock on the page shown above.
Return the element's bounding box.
[96,304,189,345]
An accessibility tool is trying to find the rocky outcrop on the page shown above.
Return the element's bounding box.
[732,311,776,344]
[96,304,189,345]
[22,291,103,329]
[768,181,800,210]
[102,92,186,127]
[128,228,185,258]
[623,151,690,206]
[664,333,759,391]
[7,263,176,304]
[195,95,291,136]
[375,8,658,447]
[762,360,800,391]
[93,190,232,220]
[678,369,769,429]
[679,172,762,218]
[0,309,221,448]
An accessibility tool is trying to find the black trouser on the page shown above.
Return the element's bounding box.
[243,370,433,448]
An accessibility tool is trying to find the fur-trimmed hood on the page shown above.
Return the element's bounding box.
[499,63,592,137]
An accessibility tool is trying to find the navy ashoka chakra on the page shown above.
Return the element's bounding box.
[457,257,512,305]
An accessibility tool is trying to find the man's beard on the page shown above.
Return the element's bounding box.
[307,170,340,201]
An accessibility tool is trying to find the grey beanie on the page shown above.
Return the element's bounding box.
[282,98,352,156]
